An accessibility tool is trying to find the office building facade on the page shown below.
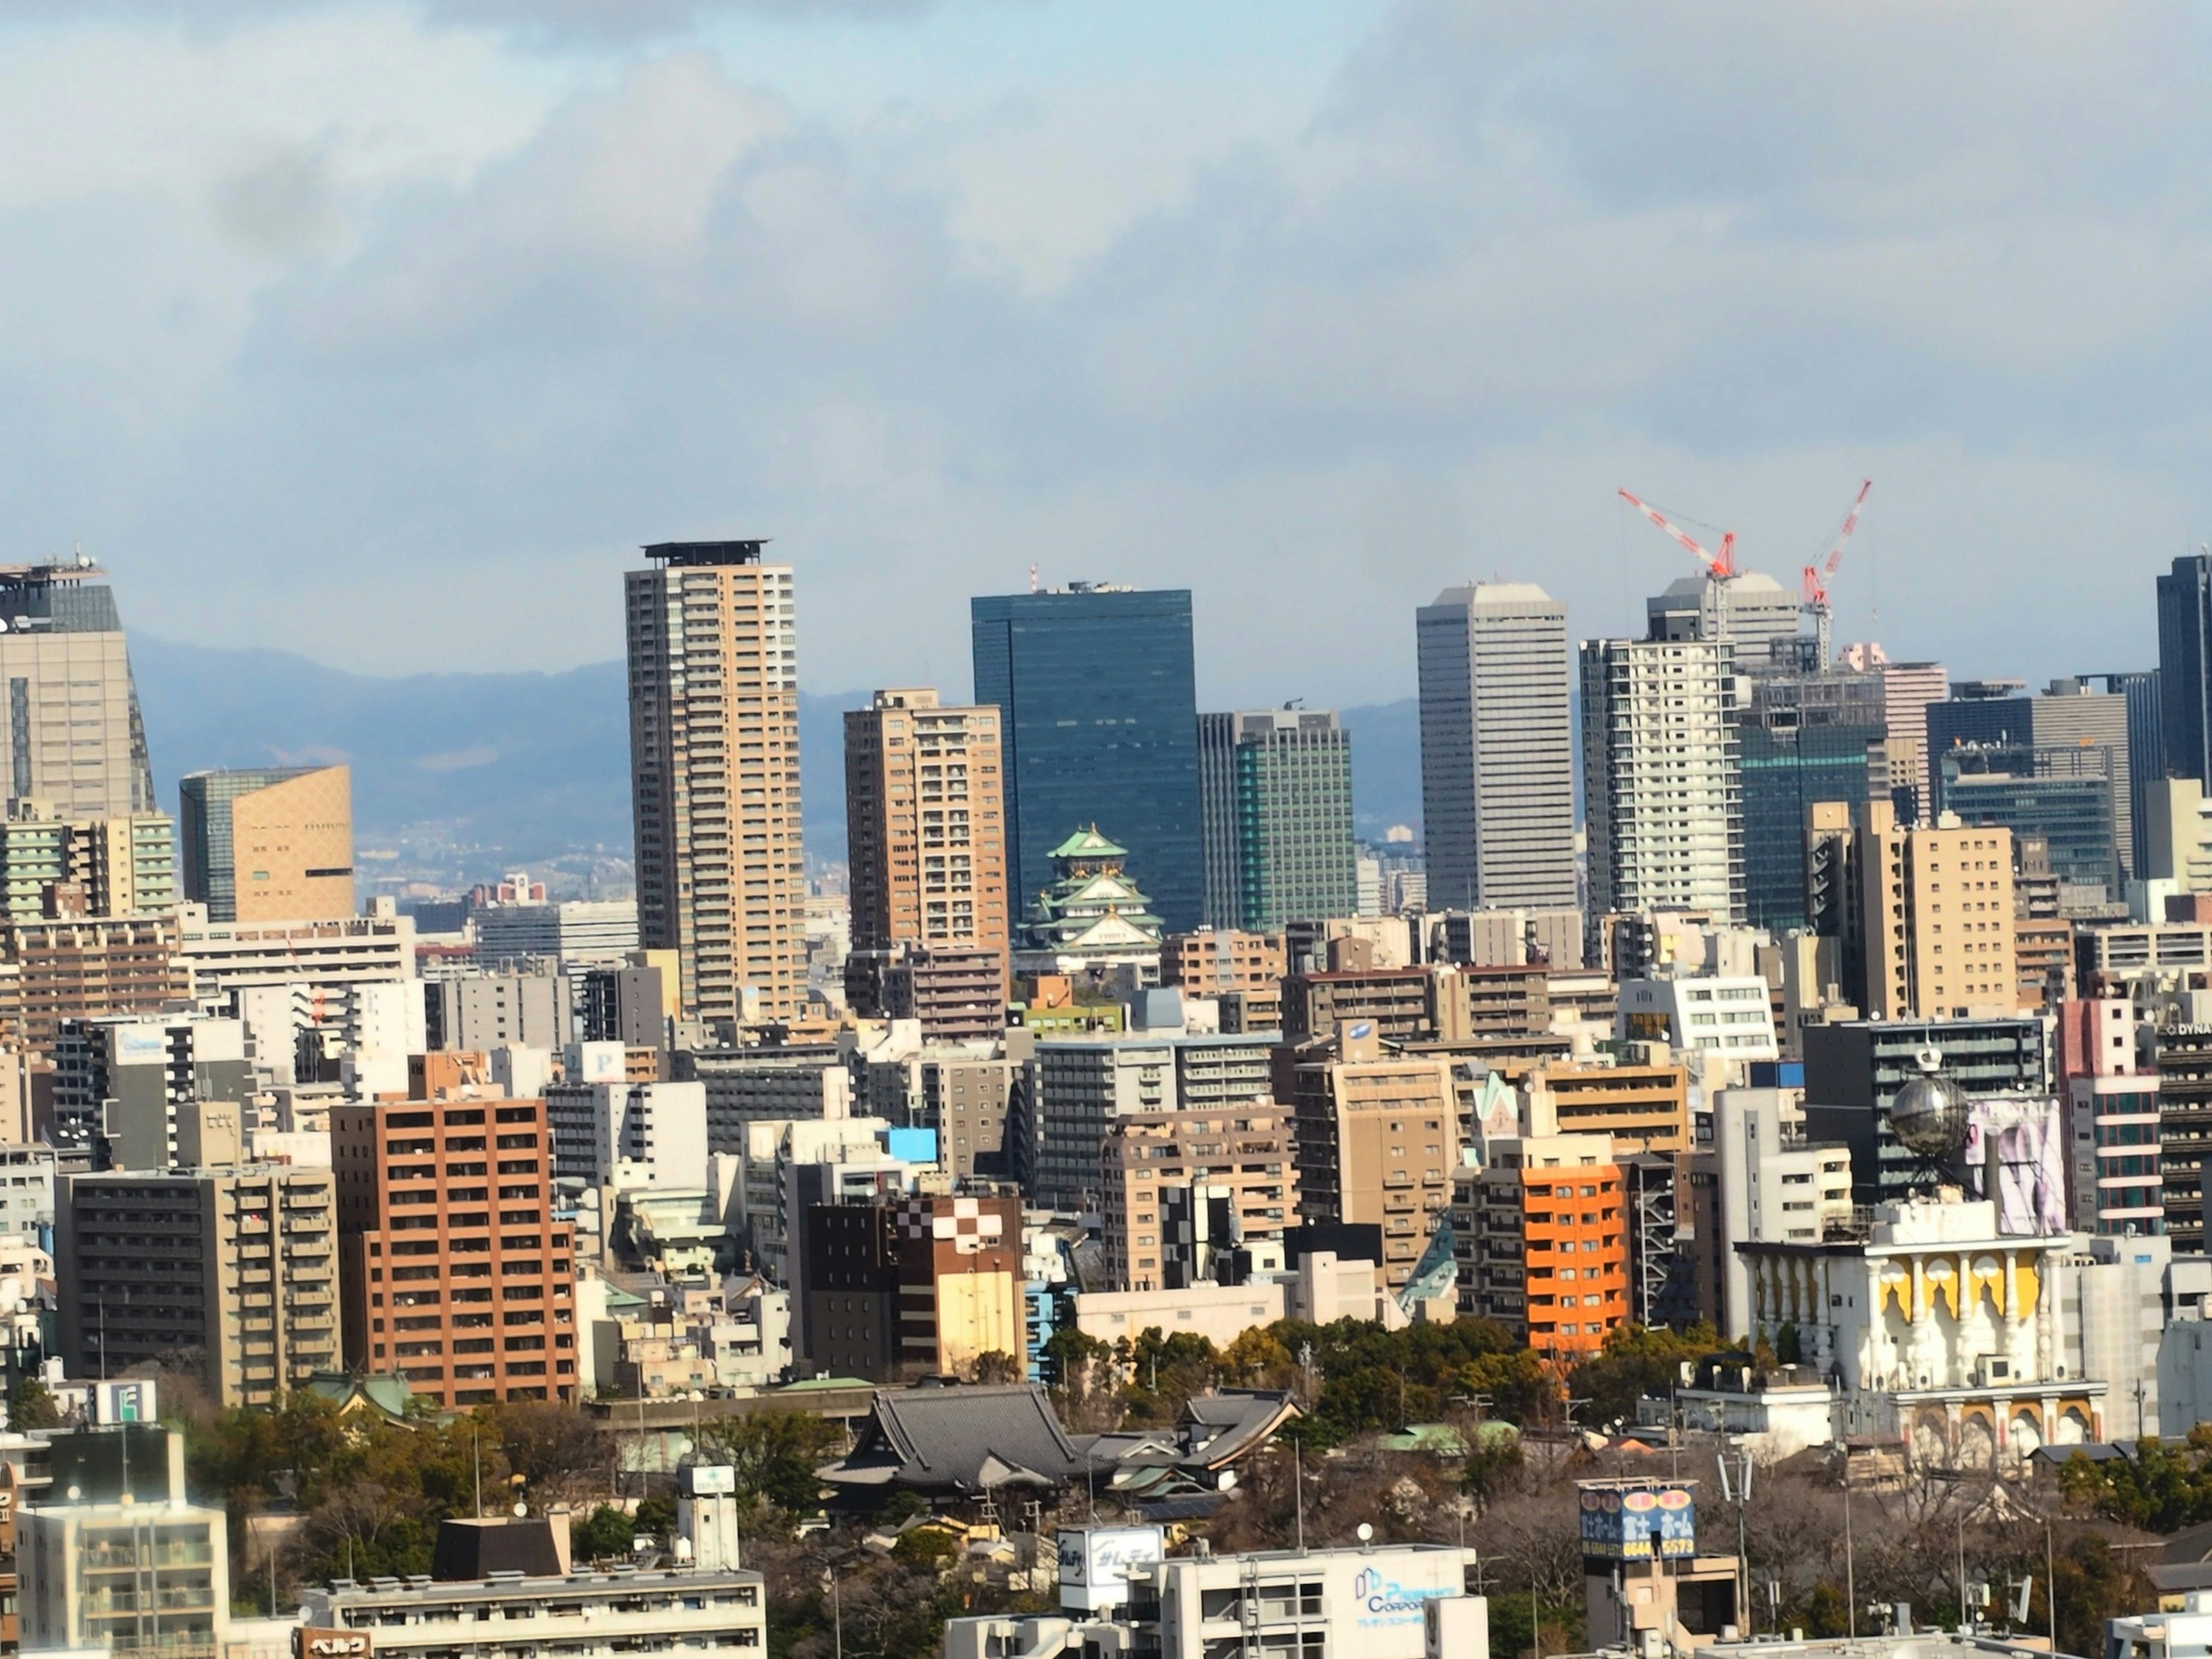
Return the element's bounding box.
[1581,637,1744,923]
[843,688,1009,999]
[1927,679,2134,882]
[1196,708,1355,931]
[0,560,157,820]
[1934,745,2119,905]
[1737,672,1885,931]
[179,764,354,923]
[1416,582,1577,912]
[626,541,806,1025]
[2161,553,2212,786]
[971,584,1203,931]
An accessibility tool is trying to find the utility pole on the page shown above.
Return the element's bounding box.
[1842,1448,1857,1638]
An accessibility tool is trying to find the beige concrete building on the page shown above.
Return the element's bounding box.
[2146,776,2212,894]
[1099,1103,1298,1291]
[1529,1059,1691,1154]
[844,688,1009,961]
[627,541,807,1026]
[1285,1025,1459,1288]
[0,910,189,1056]
[1812,798,2018,1020]
[179,764,354,923]
[0,561,157,821]
[0,805,176,921]
[54,1153,340,1408]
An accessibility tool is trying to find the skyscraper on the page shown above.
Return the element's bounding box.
[1415,582,1577,912]
[1737,672,1887,931]
[970,584,1203,930]
[1926,678,2134,884]
[1580,637,1744,923]
[844,688,1007,956]
[627,541,806,1027]
[0,557,156,819]
[1196,708,1356,930]
[179,765,353,922]
[2160,554,2212,785]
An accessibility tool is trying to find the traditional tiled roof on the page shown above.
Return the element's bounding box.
[819,1384,1099,1497]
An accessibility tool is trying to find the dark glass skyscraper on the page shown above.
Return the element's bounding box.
[1738,673,1886,931]
[971,584,1204,931]
[2159,555,2211,784]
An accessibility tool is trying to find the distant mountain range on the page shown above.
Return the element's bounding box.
[130,635,1420,891]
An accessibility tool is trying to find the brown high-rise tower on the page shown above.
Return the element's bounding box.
[626,542,806,1025]
[843,689,1008,960]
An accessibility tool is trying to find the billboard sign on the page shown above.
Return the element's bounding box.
[1056,1527,1164,1611]
[1578,1482,1696,1560]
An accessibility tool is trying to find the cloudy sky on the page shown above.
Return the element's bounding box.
[2,1,2206,705]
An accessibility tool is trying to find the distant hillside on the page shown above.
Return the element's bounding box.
[129,636,1420,887]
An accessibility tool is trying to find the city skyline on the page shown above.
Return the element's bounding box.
[1,4,2209,711]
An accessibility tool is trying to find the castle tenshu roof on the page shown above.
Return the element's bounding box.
[1047,825,1127,860]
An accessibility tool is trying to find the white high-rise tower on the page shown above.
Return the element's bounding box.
[1415,582,1577,913]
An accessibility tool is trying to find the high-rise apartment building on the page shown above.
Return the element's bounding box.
[797,1192,1022,1381]
[1415,583,1577,912]
[0,560,156,820]
[179,765,354,922]
[2057,998,2161,1237]
[1738,672,1886,931]
[0,911,188,1069]
[843,688,1009,977]
[1196,709,1356,930]
[0,805,175,921]
[55,1157,340,1407]
[970,584,1203,931]
[2160,554,2212,786]
[1453,1131,1627,1358]
[1808,800,2017,1021]
[334,1093,576,1405]
[1099,1103,1298,1291]
[626,541,806,1026]
[1284,1025,1459,1289]
[1580,637,1744,923]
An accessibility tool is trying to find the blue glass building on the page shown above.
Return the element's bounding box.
[1738,673,1887,932]
[971,584,1205,931]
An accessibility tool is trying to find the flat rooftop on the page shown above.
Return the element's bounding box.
[642,540,770,567]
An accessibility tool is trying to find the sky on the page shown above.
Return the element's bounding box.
[3,1,2210,706]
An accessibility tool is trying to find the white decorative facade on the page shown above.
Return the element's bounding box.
[1740,1192,2104,1468]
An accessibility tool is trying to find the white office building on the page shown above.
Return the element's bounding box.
[1619,976,1778,1062]
[1416,582,1577,913]
[547,1080,710,1189]
[944,1532,1484,1659]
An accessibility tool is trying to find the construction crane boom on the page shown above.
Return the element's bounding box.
[1618,488,1738,579]
[1801,479,1873,608]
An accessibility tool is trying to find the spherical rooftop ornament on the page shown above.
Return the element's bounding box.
[1889,1045,1970,1158]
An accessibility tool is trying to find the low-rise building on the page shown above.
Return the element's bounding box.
[942,1533,1481,1659]
[1072,1281,1287,1350]
[300,1506,767,1659]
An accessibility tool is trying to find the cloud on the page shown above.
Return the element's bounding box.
[0,0,945,47]
[2,0,2211,710]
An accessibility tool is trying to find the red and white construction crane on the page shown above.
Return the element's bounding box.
[1617,488,1738,579]
[1801,479,1873,666]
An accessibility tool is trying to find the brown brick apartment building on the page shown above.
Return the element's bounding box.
[334,1093,575,1406]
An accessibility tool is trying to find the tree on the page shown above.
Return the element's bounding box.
[9,1376,59,1430]
[570,1504,637,1563]
[487,1400,603,1504]
[970,1351,1024,1385]
[690,1409,845,1522]
[1570,1323,1722,1429]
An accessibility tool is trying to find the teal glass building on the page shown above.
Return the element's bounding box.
[971,584,1204,931]
[1197,709,1356,931]
[1739,674,1887,931]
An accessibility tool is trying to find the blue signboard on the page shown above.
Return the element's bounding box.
[1578,1482,1696,1560]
